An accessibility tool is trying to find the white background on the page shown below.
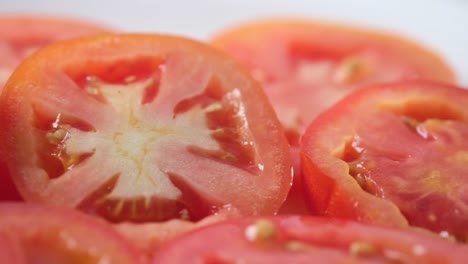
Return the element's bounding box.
[1,0,467,85]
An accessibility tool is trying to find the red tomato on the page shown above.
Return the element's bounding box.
[210,19,456,214]
[152,215,467,263]
[0,202,143,264]
[0,34,292,224]
[301,81,468,242]
[0,15,111,201]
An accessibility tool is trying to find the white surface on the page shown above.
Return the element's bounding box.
[1,0,467,85]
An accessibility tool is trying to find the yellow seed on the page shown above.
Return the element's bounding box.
[85,86,99,95]
[354,173,367,189]
[64,155,80,170]
[211,128,225,137]
[428,213,437,222]
[334,58,366,84]
[401,116,419,128]
[144,196,152,209]
[222,152,238,163]
[204,103,223,113]
[245,219,276,241]
[179,209,190,220]
[349,241,378,256]
[46,129,67,145]
[286,241,306,251]
[113,200,124,216]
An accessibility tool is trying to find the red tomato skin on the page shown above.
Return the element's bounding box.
[152,215,468,264]
[301,81,468,240]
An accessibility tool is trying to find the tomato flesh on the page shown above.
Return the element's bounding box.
[0,34,292,223]
[152,215,467,263]
[301,81,468,241]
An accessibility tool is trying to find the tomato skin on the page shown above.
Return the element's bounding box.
[210,19,455,215]
[0,33,292,224]
[152,215,467,263]
[301,81,468,241]
[0,202,144,264]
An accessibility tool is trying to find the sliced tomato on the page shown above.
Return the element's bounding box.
[0,15,111,201]
[0,34,292,224]
[152,215,467,263]
[301,81,468,242]
[0,202,143,264]
[210,19,456,214]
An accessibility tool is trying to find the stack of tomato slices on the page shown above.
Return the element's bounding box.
[0,16,467,263]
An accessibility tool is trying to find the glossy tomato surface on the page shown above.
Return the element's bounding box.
[0,15,111,201]
[0,33,292,223]
[0,202,143,264]
[301,81,468,242]
[152,215,467,263]
[211,19,455,215]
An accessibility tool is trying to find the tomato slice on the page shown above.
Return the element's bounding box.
[301,81,468,242]
[0,15,111,201]
[0,34,292,223]
[0,202,143,264]
[210,19,456,214]
[152,215,467,263]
